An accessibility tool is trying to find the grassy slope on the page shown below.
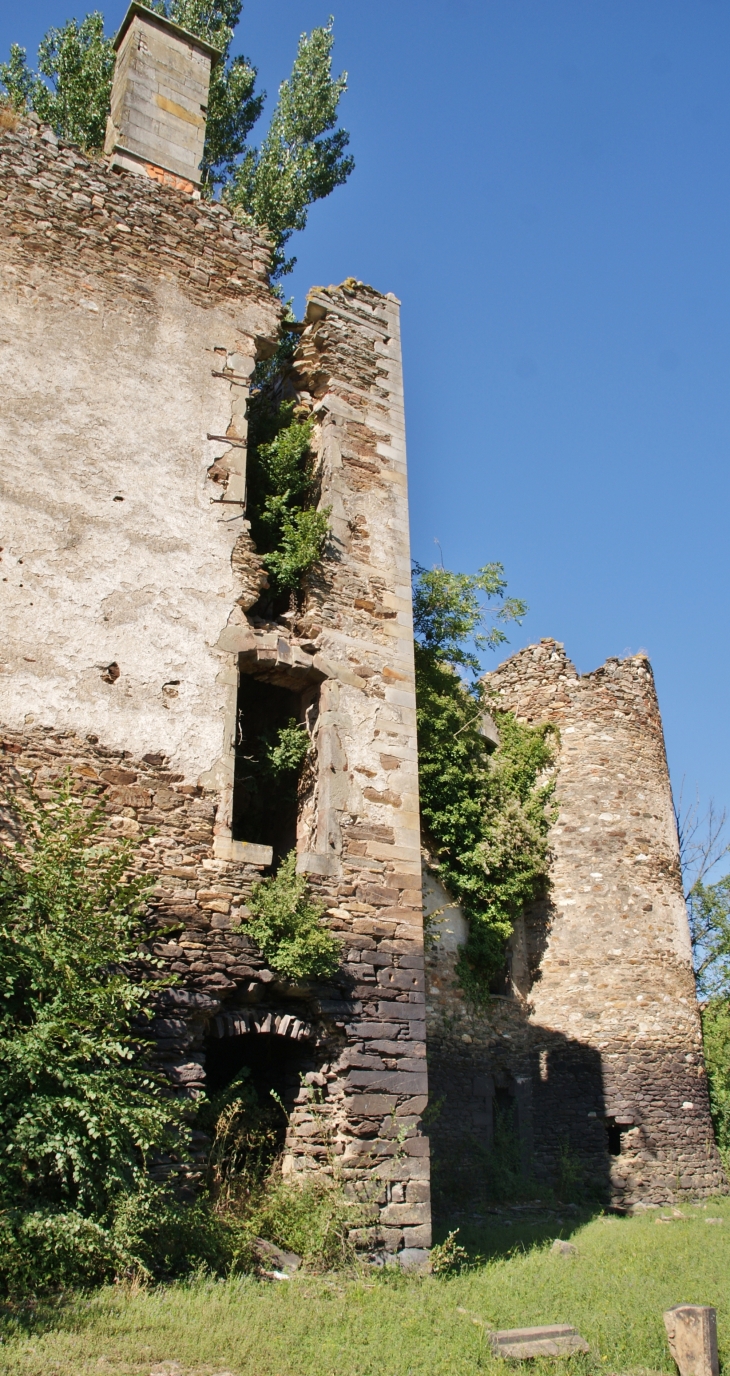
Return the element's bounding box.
[3,1198,729,1376]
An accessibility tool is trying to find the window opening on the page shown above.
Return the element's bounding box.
[232,672,308,863]
[606,1117,632,1156]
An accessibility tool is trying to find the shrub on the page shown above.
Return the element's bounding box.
[415,644,557,995]
[245,852,341,981]
[0,777,188,1215]
[246,400,330,609]
[110,1181,234,1281]
[246,1172,358,1271]
[0,1206,126,1296]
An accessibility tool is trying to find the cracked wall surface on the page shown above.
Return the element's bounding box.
[426,639,725,1212]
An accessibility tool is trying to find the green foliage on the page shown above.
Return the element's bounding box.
[413,563,557,996]
[0,14,114,150]
[689,874,730,999]
[0,778,188,1215]
[265,720,310,778]
[225,19,353,276]
[150,0,263,191]
[701,999,730,1169]
[248,1172,358,1271]
[199,1067,282,1205]
[110,1179,235,1280]
[429,1228,470,1275]
[0,1206,125,1296]
[246,852,341,981]
[413,562,528,674]
[247,401,330,601]
[1,7,352,275]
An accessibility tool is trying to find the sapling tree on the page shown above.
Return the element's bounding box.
[675,791,730,1164]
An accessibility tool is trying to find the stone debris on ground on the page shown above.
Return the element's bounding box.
[490,1325,590,1359]
[663,1305,719,1376]
[251,1237,301,1277]
[550,1239,578,1256]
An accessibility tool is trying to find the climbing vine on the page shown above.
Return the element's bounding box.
[413,563,558,998]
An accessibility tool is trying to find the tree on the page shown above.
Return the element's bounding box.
[0,14,115,152]
[413,561,527,674]
[0,778,186,1214]
[675,790,730,1165]
[412,561,557,997]
[0,5,353,277]
[675,789,730,998]
[224,20,354,278]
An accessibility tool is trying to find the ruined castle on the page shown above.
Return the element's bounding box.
[0,2,723,1263]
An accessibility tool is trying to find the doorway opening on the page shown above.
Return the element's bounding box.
[231,672,309,863]
[203,1031,313,1183]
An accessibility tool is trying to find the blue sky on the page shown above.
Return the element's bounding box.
[3,1,730,862]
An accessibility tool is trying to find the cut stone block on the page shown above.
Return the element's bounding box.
[490,1326,590,1359]
[663,1306,719,1376]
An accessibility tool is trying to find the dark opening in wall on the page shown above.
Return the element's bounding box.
[493,1084,517,1133]
[204,1031,312,1156]
[606,1117,632,1156]
[232,672,310,862]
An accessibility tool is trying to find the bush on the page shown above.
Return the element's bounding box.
[110,1181,235,1281]
[246,400,330,609]
[0,777,189,1215]
[0,1206,126,1297]
[247,1172,358,1271]
[245,852,341,981]
[415,645,557,995]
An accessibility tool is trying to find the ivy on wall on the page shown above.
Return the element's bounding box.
[413,563,558,998]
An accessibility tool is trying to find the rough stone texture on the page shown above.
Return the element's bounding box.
[664,1306,719,1376]
[426,639,726,1211]
[0,120,429,1252]
[490,1327,589,1359]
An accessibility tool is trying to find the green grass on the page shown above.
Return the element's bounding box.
[2,1197,729,1376]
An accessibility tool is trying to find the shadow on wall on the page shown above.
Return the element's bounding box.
[425,1020,612,1224]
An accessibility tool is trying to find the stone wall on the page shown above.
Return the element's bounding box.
[0,118,429,1254]
[0,116,279,785]
[426,640,726,1212]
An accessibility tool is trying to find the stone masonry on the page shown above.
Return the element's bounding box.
[425,640,725,1213]
[0,32,429,1257]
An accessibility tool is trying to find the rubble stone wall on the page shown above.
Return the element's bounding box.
[426,640,726,1211]
[0,119,429,1253]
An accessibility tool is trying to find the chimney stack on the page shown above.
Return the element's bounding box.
[105,2,220,194]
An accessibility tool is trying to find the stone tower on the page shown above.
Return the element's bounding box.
[426,640,725,1211]
[0,5,430,1259]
